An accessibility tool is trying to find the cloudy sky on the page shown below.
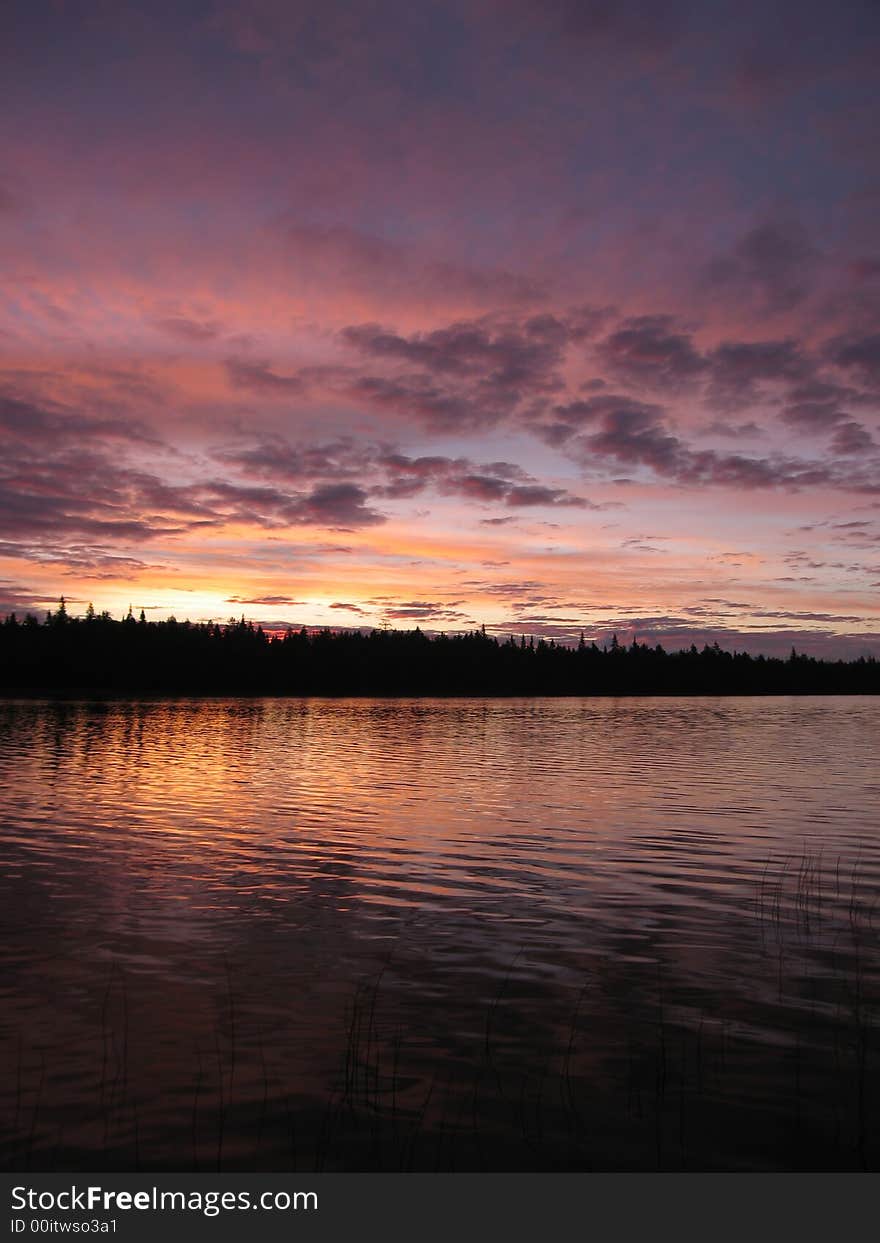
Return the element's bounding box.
[2,0,880,656]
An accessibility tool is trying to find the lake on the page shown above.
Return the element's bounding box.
[1,695,878,1170]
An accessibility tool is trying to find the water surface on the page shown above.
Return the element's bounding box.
[1,696,878,1170]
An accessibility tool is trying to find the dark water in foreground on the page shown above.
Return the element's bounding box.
[1,696,879,1171]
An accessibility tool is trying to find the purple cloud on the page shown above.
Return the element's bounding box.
[703,220,820,313]
[595,315,707,391]
[225,359,307,394]
[826,334,880,389]
[830,421,875,455]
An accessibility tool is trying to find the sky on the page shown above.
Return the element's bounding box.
[2,0,879,657]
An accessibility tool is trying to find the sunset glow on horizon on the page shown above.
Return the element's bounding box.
[3,0,880,657]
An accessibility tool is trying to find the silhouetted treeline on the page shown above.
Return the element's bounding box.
[1,600,878,695]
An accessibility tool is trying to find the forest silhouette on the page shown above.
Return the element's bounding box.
[0,598,877,695]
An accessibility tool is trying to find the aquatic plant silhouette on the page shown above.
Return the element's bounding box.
[4,851,877,1172]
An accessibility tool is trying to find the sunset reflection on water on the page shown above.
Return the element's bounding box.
[1,696,879,1170]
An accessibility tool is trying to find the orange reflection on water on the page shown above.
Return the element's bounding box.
[2,696,880,1170]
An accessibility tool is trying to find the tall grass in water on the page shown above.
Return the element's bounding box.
[2,852,878,1172]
